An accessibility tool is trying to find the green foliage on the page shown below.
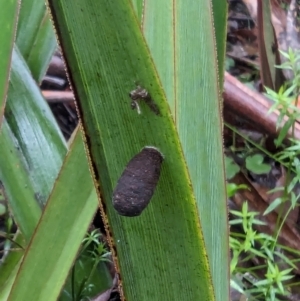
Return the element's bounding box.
[81,229,111,263]
[226,183,248,198]
[245,154,271,175]
[0,204,6,216]
[1,0,228,300]
[65,229,111,301]
[262,48,300,222]
[229,48,300,301]
[230,203,296,301]
[47,1,227,300]
[266,49,300,146]
[225,156,240,180]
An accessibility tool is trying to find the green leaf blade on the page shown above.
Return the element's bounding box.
[48,1,216,300]
[143,1,229,301]
[6,47,67,204]
[0,0,19,124]
[8,130,99,301]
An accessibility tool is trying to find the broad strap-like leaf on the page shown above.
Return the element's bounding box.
[143,1,229,301]
[48,1,215,300]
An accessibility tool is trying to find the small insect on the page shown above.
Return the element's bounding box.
[112,147,164,217]
[129,85,160,115]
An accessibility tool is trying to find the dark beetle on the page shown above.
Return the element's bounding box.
[112,147,164,217]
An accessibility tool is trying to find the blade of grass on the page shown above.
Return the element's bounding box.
[211,0,228,86]
[0,2,66,300]
[17,0,48,61]
[0,120,41,241]
[143,1,229,301]
[0,231,24,295]
[26,10,57,82]
[0,257,21,301]
[0,231,25,290]
[48,1,215,300]
[0,0,19,125]
[8,129,99,301]
[5,47,67,205]
[17,0,56,82]
[142,1,175,112]
[0,7,63,294]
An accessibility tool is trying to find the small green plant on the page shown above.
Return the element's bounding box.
[227,183,248,198]
[225,156,240,180]
[64,229,112,301]
[230,202,296,301]
[81,229,111,263]
[229,48,300,301]
[265,48,300,147]
[245,154,271,175]
[262,48,300,240]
